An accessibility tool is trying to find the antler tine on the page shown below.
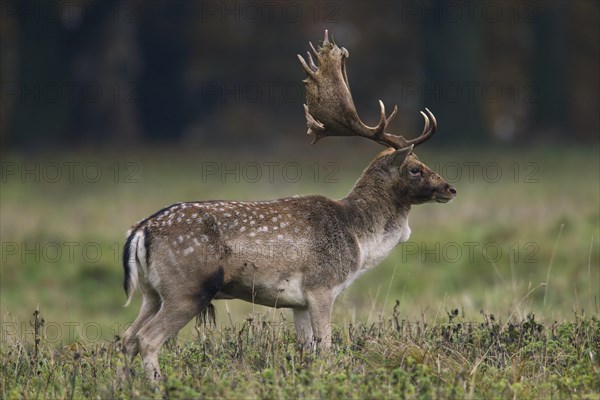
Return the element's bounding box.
[426,107,437,131]
[297,54,316,79]
[374,100,388,137]
[376,107,438,149]
[309,41,318,58]
[420,111,431,136]
[307,30,330,62]
[386,105,398,125]
[421,108,437,138]
[303,104,325,143]
[306,51,317,72]
[400,108,437,147]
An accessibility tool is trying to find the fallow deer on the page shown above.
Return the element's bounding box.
[121,31,456,380]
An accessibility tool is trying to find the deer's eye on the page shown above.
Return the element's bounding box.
[409,167,422,177]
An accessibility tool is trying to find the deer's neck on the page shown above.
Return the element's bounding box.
[340,176,411,269]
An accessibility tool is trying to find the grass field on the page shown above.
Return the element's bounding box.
[1,144,599,398]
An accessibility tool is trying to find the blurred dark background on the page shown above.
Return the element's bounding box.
[1,0,599,331]
[1,0,598,151]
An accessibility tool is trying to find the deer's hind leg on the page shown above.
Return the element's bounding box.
[135,298,199,380]
[120,284,161,379]
[136,266,224,381]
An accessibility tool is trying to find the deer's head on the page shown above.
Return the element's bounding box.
[365,148,456,205]
[298,31,456,206]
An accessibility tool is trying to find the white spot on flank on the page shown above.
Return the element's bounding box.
[240,226,246,232]
[183,247,194,256]
[249,232,256,237]
[178,236,184,243]
[277,235,284,240]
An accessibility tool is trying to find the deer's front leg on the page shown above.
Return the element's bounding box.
[305,291,334,350]
[293,308,313,347]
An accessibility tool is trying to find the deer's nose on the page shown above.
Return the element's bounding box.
[448,186,457,196]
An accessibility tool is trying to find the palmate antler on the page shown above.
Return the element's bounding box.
[298,30,437,149]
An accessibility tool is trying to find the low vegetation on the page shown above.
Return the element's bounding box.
[1,307,598,399]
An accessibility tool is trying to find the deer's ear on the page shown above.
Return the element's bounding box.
[385,145,413,167]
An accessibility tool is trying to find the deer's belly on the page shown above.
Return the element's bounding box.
[216,272,307,308]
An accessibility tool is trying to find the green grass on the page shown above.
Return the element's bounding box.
[1,308,598,399]
[1,144,599,398]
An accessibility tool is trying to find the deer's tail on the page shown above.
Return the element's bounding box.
[122,228,148,307]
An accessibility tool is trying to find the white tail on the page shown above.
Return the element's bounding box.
[123,229,146,307]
